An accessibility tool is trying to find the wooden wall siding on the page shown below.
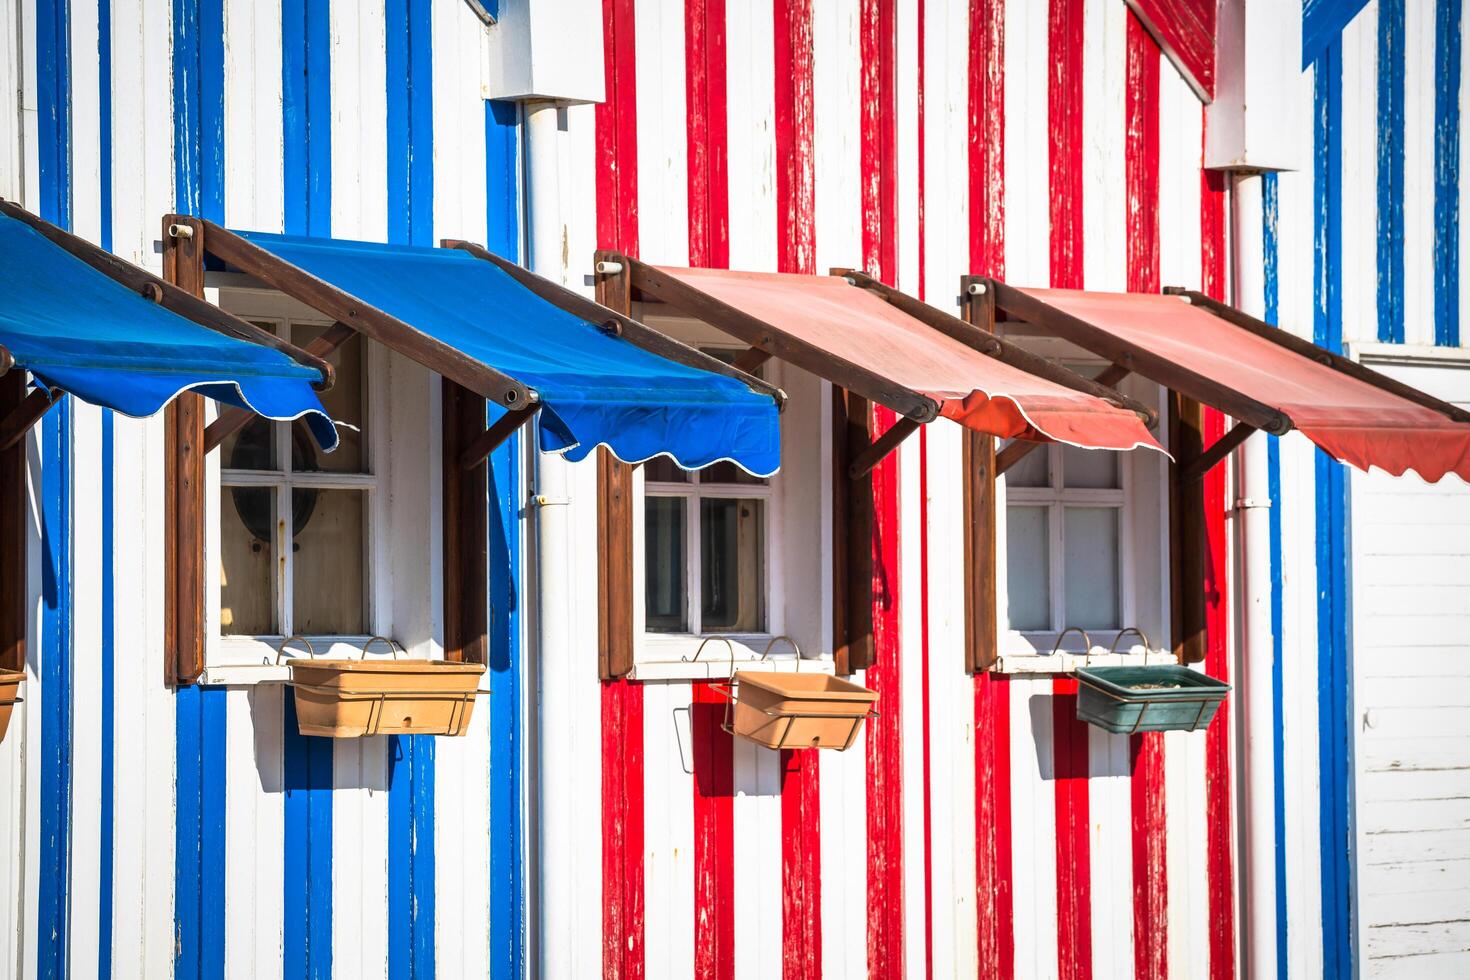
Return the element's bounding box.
[0,0,1466,977]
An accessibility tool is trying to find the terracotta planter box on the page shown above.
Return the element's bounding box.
[717,671,878,751]
[287,659,486,738]
[0,670,21,743]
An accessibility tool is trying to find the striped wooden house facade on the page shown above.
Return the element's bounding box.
[0,0,1465,977]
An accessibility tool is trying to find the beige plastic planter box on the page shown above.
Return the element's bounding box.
[0,670,21,743]
[717,671,878,751]
[287,659,486,738]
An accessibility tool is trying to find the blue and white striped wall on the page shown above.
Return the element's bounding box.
[0,1,527,976]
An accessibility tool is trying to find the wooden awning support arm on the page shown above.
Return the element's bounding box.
[1179,420,1257,486]
[203,321,358,453]
[460,404,541,470]
[0,382,65,452]
[992,363,1134,479]
[847,416,921,479]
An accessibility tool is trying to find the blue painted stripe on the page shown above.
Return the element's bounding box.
[1435,0,1461,347]
[484,96,525,980]
[1261,171,1290,980]
[387,4,436,977]
[283,0,332,237]
[99,4,116,973]
[1314,42,1356,977]
[1377,0,1406,344]
[36,2,73,975]
[281,8,335,976]
[172,4,228,978]
[283,699,334,980]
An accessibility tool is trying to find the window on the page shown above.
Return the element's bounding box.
[217,320,373,639]
[643,457,770,635]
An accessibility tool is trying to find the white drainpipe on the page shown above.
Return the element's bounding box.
[1230,170,1276,980]
[524,100,573,980]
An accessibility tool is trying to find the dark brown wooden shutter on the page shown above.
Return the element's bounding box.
[833,387,875,675]
[162,216,207,686]
[597,449,635,679]
[1170,392,1208,663]
[443,379,490,664]
[962,428,999,673]
[0,369,24,673]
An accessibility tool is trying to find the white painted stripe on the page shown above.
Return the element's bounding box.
[1003,0,1049,287]
[1081,0,1126,293]
[898,417,928,980]
[1403,0,1437,346]
[1009,675,1059,980]
[1088,726,1134,979]
[633,0,689,267]
[223,0,282,231]
[812,0,862,278]
[330,0,388,244]
[731,725,782,980]
[224,686,285,980]
[724,0,775,273]
[642,681,695,980]
[1339,4,1378,346]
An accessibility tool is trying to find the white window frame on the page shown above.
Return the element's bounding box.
[200,286,414,684]
[995,340,1171,673]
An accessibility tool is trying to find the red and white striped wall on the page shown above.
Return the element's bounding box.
[564,1,1239,976]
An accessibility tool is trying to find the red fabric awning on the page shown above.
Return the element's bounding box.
[653,267,1166,454]
[1019,288,1470,483]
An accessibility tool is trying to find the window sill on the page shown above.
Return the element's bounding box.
[993,650,1177,676]
[631,633,832,681]
[200,636,416,686]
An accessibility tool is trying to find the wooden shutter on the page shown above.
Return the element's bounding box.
[443,379,490,664]
[962,428,999,673]
[1170,392,1208,663]
[595,261,637,680]
[0,369,24,673]
[162,216,207,686]
[833,386,875,675]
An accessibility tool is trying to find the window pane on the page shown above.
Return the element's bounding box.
[1063,506,1120,629]
[292,489,367,634]
[643,456,691,484]
[700,461,768,486]
[292,324,365,473]
[1005,505,1050,630]
[701,497,766,632]
[1003,443,1050,487]
[645,496,689,631]
[219,486,277,634]
[220,416,277,472]
[1062,446,1119,489]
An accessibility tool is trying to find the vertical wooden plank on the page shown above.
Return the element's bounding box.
[162,214,207,686]
[0,368,23,673]
[594,259,635,680]
[959,284,998,674]
[442,379,488,664]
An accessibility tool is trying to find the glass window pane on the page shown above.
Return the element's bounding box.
[1005,505,1050,630]
[1063,506,1120,629]
[1003,443,1050,487]
[643,456,692,484]
[701,497,766,632]
[700,461,767,486]
[292,324,365,473]
[1062,446,1119,489]
[219,486,277,634]
[221,416,277,472]
[644,496,688,631]
[292,489,367,634]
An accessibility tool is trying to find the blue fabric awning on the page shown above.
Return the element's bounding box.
[0,211,338,449]
[233,231,781,476]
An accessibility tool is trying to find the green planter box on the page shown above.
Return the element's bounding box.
[1073,664,1230,735]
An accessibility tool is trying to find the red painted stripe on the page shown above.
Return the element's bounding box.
[598,6,643,978]
[1048,0,1085,289]
[1125,18,1169,980]
[969,0,1005,277]
[968,6,1014,975]
[1199,143,1236,980]
[974,673,1014,979]
[860,4,903,976]
[1052,677,1093,980]
[773,4,822,977]
[1048,2,1091,976]
[691,683,736,980]
[685,0,728,269]
[601,680,646,980]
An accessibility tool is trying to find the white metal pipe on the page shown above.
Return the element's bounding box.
[1230,170,1276,980]
[525,100,573,980]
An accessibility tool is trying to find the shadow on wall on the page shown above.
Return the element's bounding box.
[251,685,391,793]
[1028,692,1133,779]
